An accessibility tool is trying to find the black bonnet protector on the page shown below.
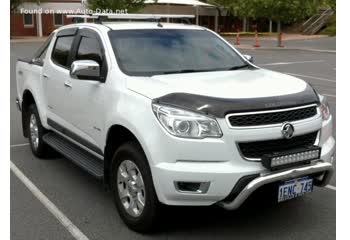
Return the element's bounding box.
[153,84,320,118]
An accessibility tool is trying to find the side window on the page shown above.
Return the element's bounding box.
[33,33,54,62]
[38,47,49,61]
[75,36,104,67]
[51,36,75,68]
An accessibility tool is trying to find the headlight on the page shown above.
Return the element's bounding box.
[319,94,330,120]
[152,104,222,139]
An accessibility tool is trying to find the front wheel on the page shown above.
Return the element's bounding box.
[111,142,161,232]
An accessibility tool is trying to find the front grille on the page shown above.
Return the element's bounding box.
[238,131,318,159]
[227,105,317,127]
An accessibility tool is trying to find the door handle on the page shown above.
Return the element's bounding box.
[43,74,49,79]
[64,82,72,88]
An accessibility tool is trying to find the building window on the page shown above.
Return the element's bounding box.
[23,14,34,27]
[53,14,64,26]
[75,18,84,23]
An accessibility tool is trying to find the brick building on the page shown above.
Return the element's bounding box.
[11,0,87,36]
[10,0,253,37]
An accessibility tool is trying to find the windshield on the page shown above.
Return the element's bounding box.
[108,29,248,76]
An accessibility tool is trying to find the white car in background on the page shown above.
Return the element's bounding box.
[15,14,335,232]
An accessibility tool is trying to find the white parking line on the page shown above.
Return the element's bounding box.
[10,161,90,240]
[10,143,29,148]
[283,72,336,83]
[326,185,336,191]
[261,60,324,66]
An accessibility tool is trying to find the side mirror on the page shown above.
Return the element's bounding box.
[70,60,101,81]
[243,55,254,63]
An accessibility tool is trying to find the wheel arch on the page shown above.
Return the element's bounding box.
[21,89,36,138]
[104,124,149,189]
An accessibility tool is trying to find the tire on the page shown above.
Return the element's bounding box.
[111,142,161,232]
[27,104,50,158]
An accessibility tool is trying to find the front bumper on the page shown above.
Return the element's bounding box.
[146,105,335,207]
[153,146,334,206]
[218,160,333,210]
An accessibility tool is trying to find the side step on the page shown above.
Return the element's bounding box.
[43,132,104,179]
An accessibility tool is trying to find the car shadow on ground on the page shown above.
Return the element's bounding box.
[154,189,295,234]
[27,153,329,238]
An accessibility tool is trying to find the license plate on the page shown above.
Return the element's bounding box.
[278,177,313,202]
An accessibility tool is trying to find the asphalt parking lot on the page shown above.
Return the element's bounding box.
[10,38,336,240]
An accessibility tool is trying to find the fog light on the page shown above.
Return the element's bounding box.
[174,181,210,194]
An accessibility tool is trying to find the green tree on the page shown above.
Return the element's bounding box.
[209,0,265,19]
[11,0,46,13]
[11,0,23,12]
[208,0,258,31]
[259,0,318,27]
[326,0,336,12]
[208,0,319,30]
[87,0,146,13]
[208,0,255,18]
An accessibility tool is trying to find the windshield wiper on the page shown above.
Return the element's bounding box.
[161,69,218,75]
[227,64,250,71]
[158,64,250,75]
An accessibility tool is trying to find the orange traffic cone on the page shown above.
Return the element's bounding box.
[254,31,260,47]
[235,33,240,45]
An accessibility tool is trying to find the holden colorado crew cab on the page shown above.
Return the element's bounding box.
[16,14,335,232]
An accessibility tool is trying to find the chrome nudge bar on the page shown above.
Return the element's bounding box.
[217,161,333,210]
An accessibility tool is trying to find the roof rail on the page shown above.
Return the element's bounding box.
[92,13,195,20]
[66,15,98,23]
[66,15,98,19]
[67,14,195,24]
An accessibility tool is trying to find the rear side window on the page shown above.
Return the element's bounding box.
[75,37,103,67]
[31,33,54,65]
[51,36,75,68]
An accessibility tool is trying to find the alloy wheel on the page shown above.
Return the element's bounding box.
[29,113,39,150]
[117,160,146,217]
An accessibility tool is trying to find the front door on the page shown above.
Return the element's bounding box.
[58,28,108,154]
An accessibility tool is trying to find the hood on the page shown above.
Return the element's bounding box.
[127,69,320,117]
[127,69,309,99]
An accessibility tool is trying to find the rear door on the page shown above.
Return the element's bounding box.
[43,28,78,134]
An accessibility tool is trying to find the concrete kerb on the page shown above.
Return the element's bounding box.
[10,37,48,43]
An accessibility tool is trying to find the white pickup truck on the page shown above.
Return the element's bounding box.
[16,14,335,232]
